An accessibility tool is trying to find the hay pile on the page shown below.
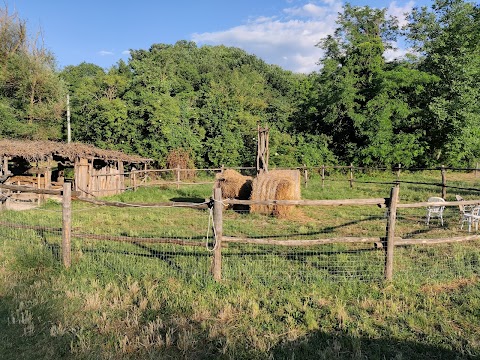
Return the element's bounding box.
[215,169,252,199]
[250,170,301,218]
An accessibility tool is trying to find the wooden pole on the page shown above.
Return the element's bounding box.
[67,94,71,143]
[349,163,354,188]
[303,164,308,188]
[212,187,223,281]
[321,165,325,188]
[176,166,181,189]
[3,156,8,175]
[441,165,447,199]
[132,170,137,191]
[385,183,399,281]
[62,183,72,269]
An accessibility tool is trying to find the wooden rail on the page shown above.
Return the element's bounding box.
[4,178,480,282]
[0,183,81,197]
[226,198,387,207]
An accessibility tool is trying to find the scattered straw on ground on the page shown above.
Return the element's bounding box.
[421,276,478,295]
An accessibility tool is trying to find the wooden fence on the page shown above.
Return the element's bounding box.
[127,164,480,197]
[68,163,480,199]
[2,182,480,282]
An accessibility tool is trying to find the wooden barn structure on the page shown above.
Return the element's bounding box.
[0,140,149,198]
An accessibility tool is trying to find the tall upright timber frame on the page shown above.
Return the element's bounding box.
[256,125,269,174]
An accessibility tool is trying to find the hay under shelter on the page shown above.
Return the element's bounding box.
[215,169,252,200]
[0,140,149,199]
[250,169,301,218]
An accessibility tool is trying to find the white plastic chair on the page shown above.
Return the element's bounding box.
[426,197,445,226]
[465,206,480,233]
[456,195,476,230]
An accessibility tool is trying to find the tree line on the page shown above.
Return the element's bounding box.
[0,0,479,168]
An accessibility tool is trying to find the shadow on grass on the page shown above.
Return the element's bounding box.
[270,329,477,360]
[169,196,208,203]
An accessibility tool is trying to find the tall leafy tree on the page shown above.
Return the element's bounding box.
[406,0,480,166]
[308,4,435,166]
[0,6,66,139]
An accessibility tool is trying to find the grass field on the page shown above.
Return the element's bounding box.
[1,170,479,359]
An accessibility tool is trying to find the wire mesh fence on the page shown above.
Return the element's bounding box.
[68,202,214,286]
[1,170,480,288]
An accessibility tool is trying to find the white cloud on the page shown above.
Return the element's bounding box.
[191,1,417,73]
[387,0,415,27]
[384,42,411,61]
[193,1,343,73]
[99,50,114,56]
[122,50,131,55]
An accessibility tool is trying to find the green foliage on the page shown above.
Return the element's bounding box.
[405,0,480,167]
[0,8,66,140]
[306,4,437,167]
[2,2,480,169]
[2,176,480,359]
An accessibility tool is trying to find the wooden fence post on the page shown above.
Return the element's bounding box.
[441,165,447,199]
[213,187,223,281]
[62,183,72,269]
[321,165,325,188]
[303,164,308,188]
[349,163,354,188]
[385,183,399,281]
[132,170,137,191]
[176,166,181,189]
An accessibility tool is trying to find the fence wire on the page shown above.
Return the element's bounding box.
[0,203,63,267]
[68,202,213,286]
[1,172,480,287]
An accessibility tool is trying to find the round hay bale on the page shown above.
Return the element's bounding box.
[250,170,301,218]
[269,169,301,199]
[215,169,252,199]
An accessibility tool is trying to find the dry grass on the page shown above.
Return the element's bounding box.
[215,169,252,200]
[250,170,301,218]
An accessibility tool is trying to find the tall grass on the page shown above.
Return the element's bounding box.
[0,172,479,359]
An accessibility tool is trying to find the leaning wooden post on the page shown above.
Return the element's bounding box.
[385,183,399,281]
[212,187,223,281]
[441,165,447,199]
[62,183,72,269]
[349,163,354,188]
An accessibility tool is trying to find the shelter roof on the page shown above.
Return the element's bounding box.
[0,139,150,163]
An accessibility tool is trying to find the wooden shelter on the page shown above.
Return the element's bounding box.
[0,140,149,198]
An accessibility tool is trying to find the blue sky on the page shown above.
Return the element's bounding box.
[5,0,433,73]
